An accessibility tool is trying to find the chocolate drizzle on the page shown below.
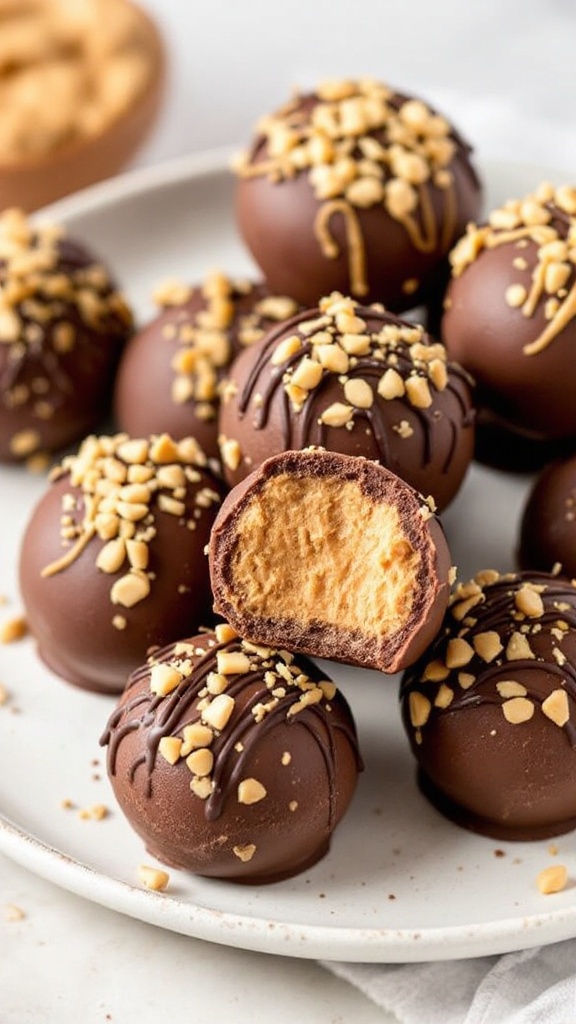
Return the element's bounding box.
[0,211,132,460]
[449,183,576,358]
[101,632,362,827]
[233,301,473,479]
[235,80,480,300]
[401,571,576,746]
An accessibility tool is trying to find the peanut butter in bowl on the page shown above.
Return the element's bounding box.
[0,0,165,209]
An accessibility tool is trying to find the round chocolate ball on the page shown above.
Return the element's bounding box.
[234,78,482,312]
[19,432,224,694]
[0,207,132,463]
[101,627,362,883]
[401,569,576,840]
[519,455,576,578]
[218,292,475,512]
[114,272,299,460]
[442,182,576,441]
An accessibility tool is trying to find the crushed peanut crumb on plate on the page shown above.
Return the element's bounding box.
[78,804,109,821]
[0,616,27,643]
[137,864,170,892]
[536,864,568,895]
[4,904,25,922]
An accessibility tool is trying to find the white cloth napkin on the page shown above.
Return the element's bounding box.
[322,941,576,1022]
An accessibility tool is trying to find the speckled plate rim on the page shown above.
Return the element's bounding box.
[3,807,576,963]
[2,151,576,964]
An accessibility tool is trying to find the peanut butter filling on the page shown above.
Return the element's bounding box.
[228,474,421,638]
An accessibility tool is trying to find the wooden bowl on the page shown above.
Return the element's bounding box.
[0,0,166,212]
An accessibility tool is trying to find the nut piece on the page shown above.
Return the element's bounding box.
[445,637,474,668]
[201,693,235,730]
[233,844,256,862]
[237,778,267,805]
[158,736,182,765]
[216,651,251,676]
[541,688,570,727]
[4,904,25,922]
[536,864,568,895]
[150,663,183,697]
[0,616,27,643]
[409,691,431,728]
[502,696,535,724]
[137,864,170,891]
[473,631,503,662]
[515,586,544,618]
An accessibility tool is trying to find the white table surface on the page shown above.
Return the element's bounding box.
[2,1,576,1020]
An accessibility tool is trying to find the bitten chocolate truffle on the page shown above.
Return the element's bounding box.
[218,292,475,511]
[401,570,576,840]
[209,447,453,674]
[19,432,223,694]
[114,272,299,460]
[101,626,361,883]
[519,455,576,578]
[0,207,132,463]
[442,182,576,441]
[234,78,482,312]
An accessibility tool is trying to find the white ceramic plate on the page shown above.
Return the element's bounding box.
[1,152,575,964]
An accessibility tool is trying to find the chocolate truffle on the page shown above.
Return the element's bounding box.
[101,625,361,883]
[519,455,576,578]
[401,570,576,840]
[19,432,223,694]
[472,408,572,475]
[114,271,299,460]
[218,292,475,511]
[209,447,453,674]
[234,78,482,312]
[0,207,132,464]
[442,182,576,441]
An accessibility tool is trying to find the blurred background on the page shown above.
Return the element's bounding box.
[0,0,574,211]
[135,0,576,173]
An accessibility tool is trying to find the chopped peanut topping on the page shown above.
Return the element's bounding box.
[450,184,576,357]
[233,844,256,863]
[237,778,267,805]
[542,689,570,727]
[40,432,220,630]
[236,79,462,296]
[150,663,183,697]
[201,693,235,731]
[216,651,251,676]
[502,697,535,724]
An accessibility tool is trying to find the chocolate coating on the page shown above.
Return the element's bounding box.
[0,208,132,463]
[401,570,576,840]
[209,447,453,674]
[442,183,576,440]
[519,455,576,578]
[473,408,573,474]
[19,432,224,694]
[235,79,482,312]
[218,293,475,511]
[114,273,299,460]
[101,629,361,883]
